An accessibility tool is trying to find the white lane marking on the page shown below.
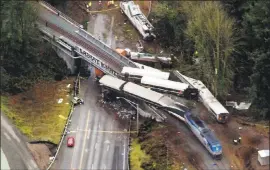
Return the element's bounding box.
[123,139,126,170]
[98,123,101,129]
[79,110,91,169]
[110,122,113,130]
[103,164,107,170]
[3,132,11,141]
[91,163,94,169]
[87,130,90,139]
[1,115,20,143]
[1,148,10,169]
[107,145,110,151]
[95,143,98,150]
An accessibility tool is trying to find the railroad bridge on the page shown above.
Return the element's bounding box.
[36,1,138,75]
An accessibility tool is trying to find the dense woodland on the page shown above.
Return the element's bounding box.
[0,1,269,119]
[0,1,69,94]
[150,1,270,119]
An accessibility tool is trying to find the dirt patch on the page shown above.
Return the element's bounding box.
[27,143,52,169]
[204,114,269,170]
[235,146,256,170]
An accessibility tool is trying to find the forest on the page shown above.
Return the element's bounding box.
[0,0,69,94]
[149,0,270,119]
[1,0,269,119]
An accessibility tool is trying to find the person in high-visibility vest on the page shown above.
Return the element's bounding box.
[86,1,92,9]
[107,1,114,8]
[194,50,198,57]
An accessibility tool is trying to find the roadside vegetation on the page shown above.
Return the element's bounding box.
[130,139,150,170]
[1,0,69,94]
[1,0,71,143]
[150,1,270,119]
[130,120,196,170]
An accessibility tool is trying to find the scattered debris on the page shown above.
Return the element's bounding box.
[58,115,67,120]
[226,101,252,110]
[258,150,269,166]
[57,98,63,104]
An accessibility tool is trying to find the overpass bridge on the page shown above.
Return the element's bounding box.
[35,1,138,76]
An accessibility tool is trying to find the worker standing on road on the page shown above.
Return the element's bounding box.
[107,1,115,8]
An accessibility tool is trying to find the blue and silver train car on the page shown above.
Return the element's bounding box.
[184,112,222,159]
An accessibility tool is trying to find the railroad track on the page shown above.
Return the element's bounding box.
[38,17,123,72]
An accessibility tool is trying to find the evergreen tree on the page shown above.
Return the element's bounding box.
[1,1,69,94]
[242,1,270,118]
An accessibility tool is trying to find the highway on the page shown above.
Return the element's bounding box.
[52,73,129,170]
[1,113,39,170]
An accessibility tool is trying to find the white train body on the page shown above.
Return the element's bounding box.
[120,1,156,41]
[121,67,170,80]
[179,73,230,123]
[141,76,199,100]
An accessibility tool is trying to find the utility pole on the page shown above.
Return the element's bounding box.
[116,97,139,135]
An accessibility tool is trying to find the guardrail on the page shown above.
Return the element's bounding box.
[46,74,80,170]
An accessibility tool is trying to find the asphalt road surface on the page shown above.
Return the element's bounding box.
[52,73,129,170]
[1,113,39,170]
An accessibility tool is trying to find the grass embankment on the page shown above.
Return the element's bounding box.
[1,78,74,144]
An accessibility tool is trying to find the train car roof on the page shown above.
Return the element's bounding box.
[203,130,220,145]
[134,62,162,72]
[141,76,189,91]
[123,82,165,103]
[126,1,141,16]
[99,75,126,90]
[183,75,229,114]
[200,88,229,114]
[121,67,170,80]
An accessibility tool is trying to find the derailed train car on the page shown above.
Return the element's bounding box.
[121,67,199,100]
[99,75,222,159]
[120,1,156,41]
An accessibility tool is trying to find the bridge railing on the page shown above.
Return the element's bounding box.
[40,1,82,28]
[77,29,138,68]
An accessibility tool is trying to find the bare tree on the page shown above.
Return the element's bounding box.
[182,1,236,97]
